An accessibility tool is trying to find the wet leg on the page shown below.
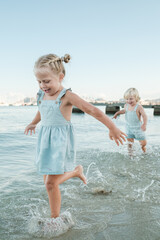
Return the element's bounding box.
[139,140,147,152]
[127,138,134,155]
[55,165,87,185]
[45,175,61,218]
[45,165,86,218]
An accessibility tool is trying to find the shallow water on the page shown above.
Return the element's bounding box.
[0,106,160,240]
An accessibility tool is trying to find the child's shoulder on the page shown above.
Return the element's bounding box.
[136,103,144,111]
[62,88,75,105]
[65,89,77,99]
[64,89,86,107]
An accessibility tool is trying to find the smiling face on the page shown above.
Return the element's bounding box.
[35,68,64,96]
[126,95,137,106]
[124,88,140,106]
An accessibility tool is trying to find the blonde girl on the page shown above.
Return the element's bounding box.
[24,53,126,218]
[113,88,147,152]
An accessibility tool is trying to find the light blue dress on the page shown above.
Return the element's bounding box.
[35,88,76,175]
[125,104,146,140]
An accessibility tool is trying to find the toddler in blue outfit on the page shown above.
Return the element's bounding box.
[24,53,126,219]
[113,88,147,152]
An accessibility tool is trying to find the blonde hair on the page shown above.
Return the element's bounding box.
[124,88,140,102]
[34,54,71,76]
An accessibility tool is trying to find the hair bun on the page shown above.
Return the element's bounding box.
[62,54,71,63]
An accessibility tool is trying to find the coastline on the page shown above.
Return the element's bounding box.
[0,102,160,108]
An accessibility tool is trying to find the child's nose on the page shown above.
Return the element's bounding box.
[40,82,46,88]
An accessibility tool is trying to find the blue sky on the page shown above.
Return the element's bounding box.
[0,0,160,101]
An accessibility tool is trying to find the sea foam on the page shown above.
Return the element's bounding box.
[28,211,74,238]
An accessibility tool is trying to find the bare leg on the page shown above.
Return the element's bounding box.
[139,140,147,152]
[45,165,86,218]
[54,165,87,185]
[127,138,134,156]
[43,175,47,184]
[45,175,61,218]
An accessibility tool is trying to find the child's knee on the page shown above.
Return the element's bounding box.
[45,179,58,192]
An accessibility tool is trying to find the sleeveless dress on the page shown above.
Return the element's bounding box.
[35,88,76,175]
[125,104,146,140]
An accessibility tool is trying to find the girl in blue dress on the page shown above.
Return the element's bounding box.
[24,53,126,218]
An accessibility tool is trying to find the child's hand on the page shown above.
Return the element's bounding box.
[24,124,36,135]
[109,127,127,146]
[112,113,117,119]
[141,124,146,131]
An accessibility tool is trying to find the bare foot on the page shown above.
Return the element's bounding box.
[142,146,146,153]
[74,165,87,184]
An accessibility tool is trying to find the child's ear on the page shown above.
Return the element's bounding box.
[59,73,64,83]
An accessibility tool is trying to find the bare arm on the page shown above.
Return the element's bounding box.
[139,106,147,131]
[113,108,126,119]
[24,111,41,135]
[66,92,126,145]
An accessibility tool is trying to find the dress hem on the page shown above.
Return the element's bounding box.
[126,136,146,141]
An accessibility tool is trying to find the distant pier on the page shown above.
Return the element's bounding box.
[3,102,160,115]
[103,103,160,115]
[73,103,160,115]
[92,102,160,109]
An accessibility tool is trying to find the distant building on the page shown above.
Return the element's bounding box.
[94,97,106,103]
[24,97,31,103]
[119,98,125,103]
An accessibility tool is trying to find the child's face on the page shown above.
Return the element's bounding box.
[35,69,64,95]
[126,95,137,106]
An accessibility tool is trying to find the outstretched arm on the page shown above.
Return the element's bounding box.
[113,108,126,119]
[24,111,41,135]
[66,92,126,146]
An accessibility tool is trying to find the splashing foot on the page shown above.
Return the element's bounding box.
[75,165,87,184]
[142,146,146,153]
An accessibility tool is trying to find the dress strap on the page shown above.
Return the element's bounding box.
[126,104,128,111]
[134,104,139,111]
[56,88,72,101]
[37,89,44,106]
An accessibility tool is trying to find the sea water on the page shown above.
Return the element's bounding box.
[0,106,160,240]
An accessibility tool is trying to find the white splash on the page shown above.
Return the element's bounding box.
[135,180,154,201]
[28,211,74,238]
